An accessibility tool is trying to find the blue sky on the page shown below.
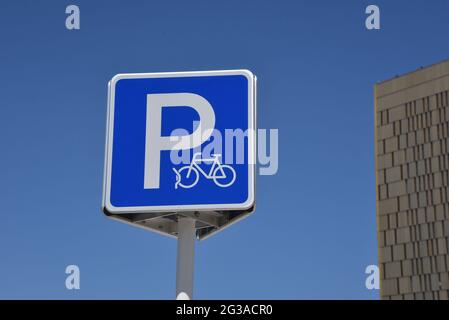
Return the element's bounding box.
[1,0,449,299]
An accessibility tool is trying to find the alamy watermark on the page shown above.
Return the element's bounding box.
[168,121,278,174]
[365,265,380,290]
[365,5,380,30]
[65,5,80,30]
[65,265,80,290]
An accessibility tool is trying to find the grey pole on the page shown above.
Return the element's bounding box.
[176,217,195,300]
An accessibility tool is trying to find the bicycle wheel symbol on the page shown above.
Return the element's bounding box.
[173,167,199,189]
[212,165,236,187]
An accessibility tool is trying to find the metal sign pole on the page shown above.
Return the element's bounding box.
[176,217,195,300]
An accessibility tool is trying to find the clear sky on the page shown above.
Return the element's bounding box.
[1,0,449,299]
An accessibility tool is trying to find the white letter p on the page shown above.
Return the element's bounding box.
[144,93,215,189]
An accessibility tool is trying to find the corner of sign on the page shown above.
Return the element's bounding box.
[102,196,119,217]
[109,73,128,88]
[238,69,256,82]
[240,192,256,212]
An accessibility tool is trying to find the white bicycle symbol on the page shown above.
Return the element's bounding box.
[173,153,236,189]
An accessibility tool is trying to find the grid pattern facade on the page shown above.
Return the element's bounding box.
[375,61,449,300]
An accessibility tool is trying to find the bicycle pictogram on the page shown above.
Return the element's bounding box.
[173,153,236,189]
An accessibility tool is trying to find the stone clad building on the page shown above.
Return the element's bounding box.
[375,59,449,299]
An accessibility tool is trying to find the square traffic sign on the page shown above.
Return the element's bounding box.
[102,70,256,237]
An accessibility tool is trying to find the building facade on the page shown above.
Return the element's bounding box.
[375,60,449,299]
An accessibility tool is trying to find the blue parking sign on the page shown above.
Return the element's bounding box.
[102,70,256,221]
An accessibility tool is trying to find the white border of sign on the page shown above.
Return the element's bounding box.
[102,70,256,214]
